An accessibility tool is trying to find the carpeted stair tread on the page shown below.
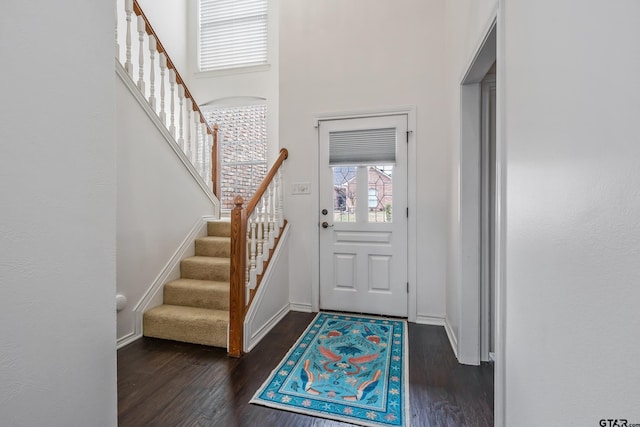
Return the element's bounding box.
[142,219,233,350]
[195,236,231,258]
[164,278,230,310]
[207,220,231,237]
[180,256,230,281]
[143,304,228,347]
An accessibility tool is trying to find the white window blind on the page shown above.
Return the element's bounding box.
[329,128,397,165]
[199,0,268,71]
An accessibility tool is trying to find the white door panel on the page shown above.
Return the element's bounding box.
[319,115,408,317]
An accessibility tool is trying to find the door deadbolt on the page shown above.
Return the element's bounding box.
[321,209,328,215]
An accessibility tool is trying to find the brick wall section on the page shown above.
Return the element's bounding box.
[205,105,268,209]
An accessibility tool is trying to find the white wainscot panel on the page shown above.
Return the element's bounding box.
[334,231,391,244]
[334,253,356,290]
[368,255,392,292]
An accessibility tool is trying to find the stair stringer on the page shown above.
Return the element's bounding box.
[243,223,291,352]
[117,215,217,349]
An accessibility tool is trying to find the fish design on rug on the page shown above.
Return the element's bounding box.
[300,359,319,394]
[251,313,408,427]
[298,322,386,401]
[343,369,382,401]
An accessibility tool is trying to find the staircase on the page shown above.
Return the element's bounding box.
[143,220,231,348]
[116,1,289,355]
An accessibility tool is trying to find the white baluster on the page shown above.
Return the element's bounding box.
[185,103,192,160]
[196,123,202,176]
[202,134,213,186]
[268,182,276,247]
[169,69,176,137]
[201,123,208,180]
[159,54,167,124]
[209,133,214,189]
[148,36,157,111]
[256,199,264,275]
[249,210,257,289]
[194,115,202,170]
[205,133,213,189]
[245,226,251,289]
[277,169,284,228]
[124,0,133,76]
[136,15,145,93]
[177,85,185,150]
[261,192,270,260]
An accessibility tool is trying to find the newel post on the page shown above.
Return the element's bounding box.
[229,196,246,357]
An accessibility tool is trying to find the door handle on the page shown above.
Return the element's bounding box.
[321,221,334,229]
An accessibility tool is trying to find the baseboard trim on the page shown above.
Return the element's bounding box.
[444,317,459,360]
[289,303,313,313]
[415,314,445,326]
[117,331,141,350]
[128,216,216,341]
[245,304,290,353]
[133,216,214,313]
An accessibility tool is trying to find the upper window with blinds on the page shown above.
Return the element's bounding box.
[198,0,268,71]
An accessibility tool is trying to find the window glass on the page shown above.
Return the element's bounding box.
[199,0,268,71]
[333,166,357,222]
[367,165,393,223]
[205,104,267,209]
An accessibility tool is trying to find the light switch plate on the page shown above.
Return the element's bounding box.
[292,182,311,194]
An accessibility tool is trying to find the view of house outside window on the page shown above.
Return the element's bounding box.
[333,165,393,223]
[205,104,268,209]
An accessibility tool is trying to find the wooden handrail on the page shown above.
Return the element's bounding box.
[228,148,289,357]
[132,0,213,136]
[130,0,219,198]
[246,148,289,214]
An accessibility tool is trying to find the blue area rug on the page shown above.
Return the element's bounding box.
[250,312,409,427]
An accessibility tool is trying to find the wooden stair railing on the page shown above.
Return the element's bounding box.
[229,148,289,357]
[116,0,220,196]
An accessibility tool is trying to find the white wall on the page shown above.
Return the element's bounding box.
[186,0,280,165]
[116,75,215,341]
[0,1,117,425]
[280,0,448,320]
[137,0,189,83]
[502,0,640,424]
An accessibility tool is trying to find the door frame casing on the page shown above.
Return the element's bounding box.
[458,18,496,366]
[480,74,496,362]
[457,10,506,427]
[313,106,417,322]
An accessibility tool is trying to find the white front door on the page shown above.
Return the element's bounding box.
[318,115,408,317]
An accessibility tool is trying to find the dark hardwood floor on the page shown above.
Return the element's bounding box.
[118,312,493,427]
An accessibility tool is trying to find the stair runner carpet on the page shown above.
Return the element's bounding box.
[143,220,230,348]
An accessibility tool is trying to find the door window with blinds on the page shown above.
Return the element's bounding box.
[198,0,268,71]
[329,128,396,223]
